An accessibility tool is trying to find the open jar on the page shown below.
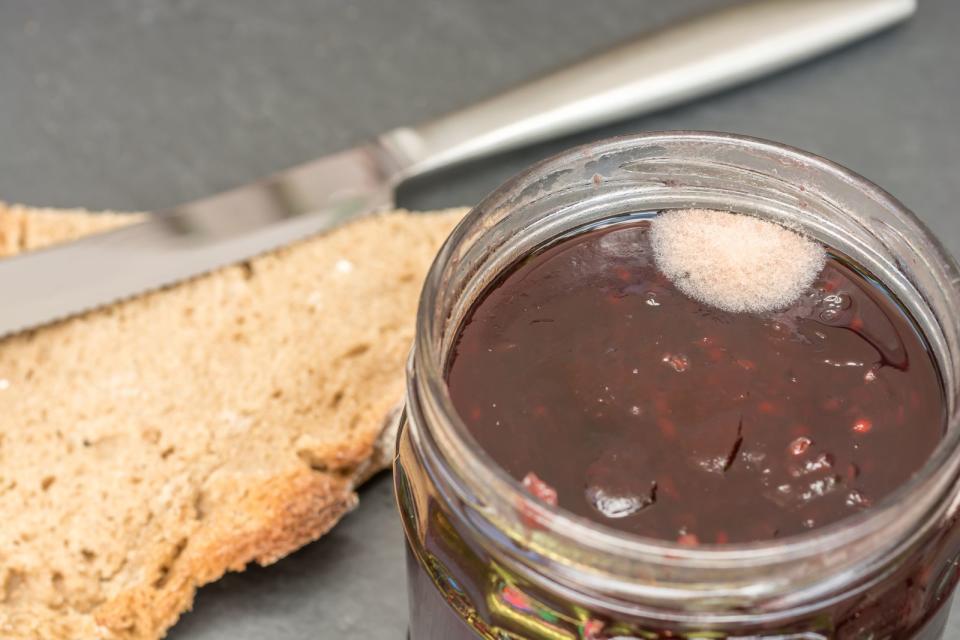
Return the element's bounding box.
[394,131,960,639]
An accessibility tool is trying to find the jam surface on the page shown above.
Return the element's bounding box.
[447,218,944,544]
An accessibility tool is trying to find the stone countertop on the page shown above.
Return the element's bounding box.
[0,1,957,638]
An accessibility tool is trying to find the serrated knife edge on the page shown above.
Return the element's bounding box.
[0,0,916,338]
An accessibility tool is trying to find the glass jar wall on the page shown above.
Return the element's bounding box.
[396,132,960,639]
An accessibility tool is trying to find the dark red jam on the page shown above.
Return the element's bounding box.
[446,218,945,544]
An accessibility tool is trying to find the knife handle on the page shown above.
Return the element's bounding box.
[380,0,915,179]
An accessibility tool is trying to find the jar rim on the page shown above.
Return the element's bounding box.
[409,131,960,581]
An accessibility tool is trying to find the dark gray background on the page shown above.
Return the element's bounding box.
[0,1,957,638]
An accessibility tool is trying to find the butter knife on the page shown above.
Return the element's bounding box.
[0,0,916,338]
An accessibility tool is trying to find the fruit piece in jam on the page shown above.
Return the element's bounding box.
[447,217,944,544]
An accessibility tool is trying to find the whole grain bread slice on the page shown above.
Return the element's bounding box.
[0,202,465,639]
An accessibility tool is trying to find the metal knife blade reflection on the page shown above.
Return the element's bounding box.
[0,0,916,337]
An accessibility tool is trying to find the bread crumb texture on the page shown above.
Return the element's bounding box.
[651,208,826,314]
[0,202,465,639]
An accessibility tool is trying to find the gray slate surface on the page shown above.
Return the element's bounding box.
[0,1,958,638]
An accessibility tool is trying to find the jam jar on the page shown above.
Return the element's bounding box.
[395,131,960,639]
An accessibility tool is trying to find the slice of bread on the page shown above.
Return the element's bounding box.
[0,202,465,639]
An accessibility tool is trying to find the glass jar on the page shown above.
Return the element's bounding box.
[395,131,960,639]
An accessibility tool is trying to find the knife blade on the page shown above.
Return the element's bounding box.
[0,0,916,338]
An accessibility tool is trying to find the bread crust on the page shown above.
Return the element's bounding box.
[0,202,465,639]
[94,468,357,638]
